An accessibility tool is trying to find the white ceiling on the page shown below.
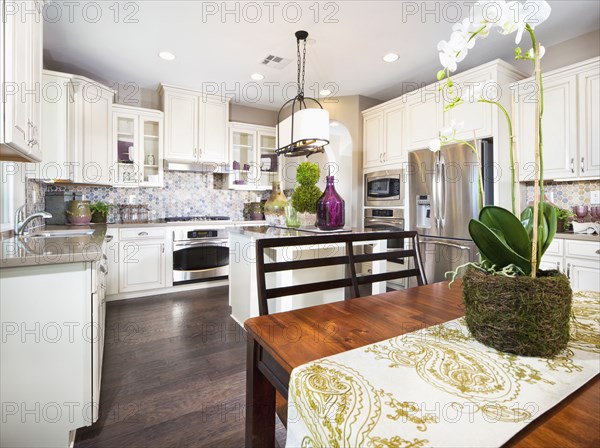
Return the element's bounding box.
[43,1,600,110]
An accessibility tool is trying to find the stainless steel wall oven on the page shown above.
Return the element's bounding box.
[172,229,229,284]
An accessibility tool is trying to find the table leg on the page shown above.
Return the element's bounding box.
[246,334,276,448]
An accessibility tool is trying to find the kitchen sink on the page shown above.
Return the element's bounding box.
[27,229,95,238]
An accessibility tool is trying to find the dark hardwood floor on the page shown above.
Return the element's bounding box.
[76,286,286,447]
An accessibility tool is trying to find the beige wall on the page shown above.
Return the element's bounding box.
[522,29,600,75]
[229,104,277,127]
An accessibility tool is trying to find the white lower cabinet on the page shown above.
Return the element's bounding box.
[0,261,103,447]
[118,228,168,293]
[540,237,600,291]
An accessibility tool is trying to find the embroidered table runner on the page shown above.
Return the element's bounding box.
[286,291,600,448]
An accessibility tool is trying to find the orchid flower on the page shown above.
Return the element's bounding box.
[429,138,441,153]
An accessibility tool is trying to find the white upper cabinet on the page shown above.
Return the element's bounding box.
[514,74,577,181]
[384,105,405,165]
[228,122,277,190]
[162,90,198,162]
[514,57,599,181]
[160,85,230,165]
[112,105,164,187]
[403,86,443,151]
[442,70,495,140]
[363,111,384,169]
[81,82,114,184]
[362,105,406,170]
[32,72,114,184]
[578,65,600,177]
[1,0,43,162]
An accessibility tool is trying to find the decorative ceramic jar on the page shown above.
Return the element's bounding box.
[264,182,287,226]
[316,175,345,230]
[66,200,92,225]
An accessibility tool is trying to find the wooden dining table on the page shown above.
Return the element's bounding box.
[244,281,599,448]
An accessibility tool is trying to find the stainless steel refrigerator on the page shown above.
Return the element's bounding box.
[408,140,493,286]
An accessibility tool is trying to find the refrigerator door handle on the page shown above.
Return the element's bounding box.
[440,159,447,228]
[434,160,441,229]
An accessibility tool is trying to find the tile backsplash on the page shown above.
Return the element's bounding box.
[28,172,270,223]
[525,179,600,216]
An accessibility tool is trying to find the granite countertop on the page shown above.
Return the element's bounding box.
[108,220,266,228]
[228,225,373,239]
[553,232,600,242]
[0,225,108,268]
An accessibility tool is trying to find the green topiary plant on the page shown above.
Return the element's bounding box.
[292,162,322,213]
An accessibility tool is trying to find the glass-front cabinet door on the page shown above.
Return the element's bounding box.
[257,132,278,189]
[113,105,164,187]
[230,128,256,187]
[115,113,139,186]
[140,117,163,187]
[228,122,277,190]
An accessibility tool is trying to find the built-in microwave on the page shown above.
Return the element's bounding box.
[365,170,404,207]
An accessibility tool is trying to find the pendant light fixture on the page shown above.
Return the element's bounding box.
[276,30,330,157]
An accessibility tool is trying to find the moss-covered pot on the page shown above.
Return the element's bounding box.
[462,267,572,358]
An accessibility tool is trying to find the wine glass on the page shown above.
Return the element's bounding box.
[590,205,600,223]
[573,205,589,223]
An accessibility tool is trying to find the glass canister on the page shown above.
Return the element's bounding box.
[316,175,345,230]
[264,181,288,226]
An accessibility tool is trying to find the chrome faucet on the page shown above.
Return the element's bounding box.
[14,205,52,235]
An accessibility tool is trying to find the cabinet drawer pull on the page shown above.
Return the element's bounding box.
[581,157,585,173]
[138,231,149,236]
[570,158,574,173]
[596,249,600,255]
[566,263,571,278]
[105,235,114,242]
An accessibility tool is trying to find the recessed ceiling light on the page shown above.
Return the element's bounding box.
[320,89,332,96]
[158,51,176,61]
[383,53,399,63]
[251,73,264,81]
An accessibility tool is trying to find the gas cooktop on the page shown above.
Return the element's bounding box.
[163,216,231,223]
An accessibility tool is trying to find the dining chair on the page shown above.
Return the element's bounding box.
[255,230,427,316]
[349,230,427,295]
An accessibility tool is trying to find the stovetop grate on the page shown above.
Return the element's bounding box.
[163,216,231,223]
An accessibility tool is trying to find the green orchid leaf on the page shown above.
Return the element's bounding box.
[541,202,557,255]
[479,206,531,259]
[469,219,532,275]
[521,207,534,239]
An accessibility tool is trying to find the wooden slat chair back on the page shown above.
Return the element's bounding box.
[255,231,427,316]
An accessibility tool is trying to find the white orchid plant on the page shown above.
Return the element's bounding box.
[433,0,556,279]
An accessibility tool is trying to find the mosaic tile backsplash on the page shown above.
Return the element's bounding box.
[525,180,600,220]
[27,172,271,223]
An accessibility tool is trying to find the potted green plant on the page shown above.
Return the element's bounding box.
[437,0,572,358]
[554,206,574,233]
[90,201,110,224]
[291,162,322,227]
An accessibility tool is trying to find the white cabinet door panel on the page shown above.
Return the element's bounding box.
[385,106,405,164]
[578,67,600,177]
[363,112,384,169]
[119,241,165,292]
[164,93,198,161]
[201,99,228,163]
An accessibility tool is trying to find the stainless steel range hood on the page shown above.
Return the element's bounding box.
[163,160,232,173]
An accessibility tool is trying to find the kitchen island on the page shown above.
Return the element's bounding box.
[228,226,392,325]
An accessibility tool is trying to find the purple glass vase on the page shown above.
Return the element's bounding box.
[316,176,345,230]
